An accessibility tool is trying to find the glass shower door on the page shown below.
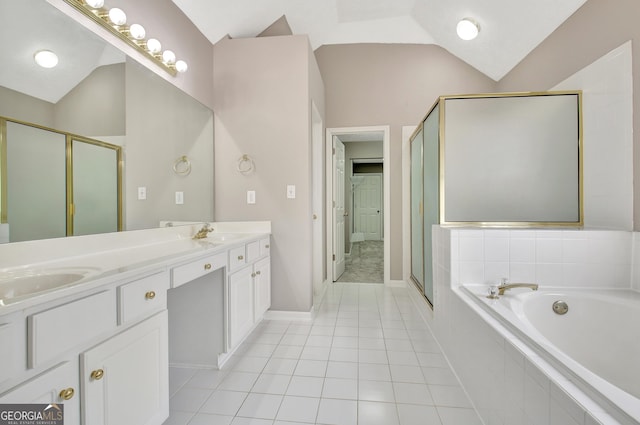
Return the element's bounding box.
[410,126,424,291]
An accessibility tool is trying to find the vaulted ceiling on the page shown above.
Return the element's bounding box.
[172,0,588,81]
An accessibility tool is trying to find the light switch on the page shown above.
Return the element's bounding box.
[287,185,296,199]
[137,186,146,200]
[247,190,256,204]
[175,191,184,205]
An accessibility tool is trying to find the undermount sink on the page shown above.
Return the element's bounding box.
[0,267,100,305]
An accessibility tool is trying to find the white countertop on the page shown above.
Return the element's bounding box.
[0,221,270,314]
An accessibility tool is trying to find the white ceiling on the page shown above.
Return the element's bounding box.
[172,0,588,81]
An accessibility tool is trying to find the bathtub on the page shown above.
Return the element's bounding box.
[462,285,640,424]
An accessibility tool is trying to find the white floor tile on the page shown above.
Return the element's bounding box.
[316,398,357,425]
[263,358,298,375]
[332,336,359,349]
[358,380,395,402]
[294,359,328,377]
[170,387,212,413]
[329,347,359,362]
[186,369,228,390]
[416,352,448,368]
[358,349,389,364]
[306,335,334,347]
[276,396,320,423]
[326,361,359,379]
[232,356,269,373]
[322,378,358,400]
[286,376,324,397]
[310,326,335,336]
[162,410,194,425]
[387,351,419,366]
[422,367,459,386]
[242,343,277,358]
[300,346,331,361]
[388,339,416,352]
[236,393,283,420]
[390,365,425,383]
[218,372,260,392]
[358,337,386,350]
[397,403,441,425]
[437,406,483,425]
[199,390,248,416]
[429,385,473,408]
[393,382,434,405]
[251,374,291,395]
[188,413,234,425]
[358,328,384,339]
[272,344,303,359]
[280,333,309,346]
[231,417,272,425]
[358,400,399,425]
[359,363,391,381]
[169,367,199,396]
[334,326,359,337]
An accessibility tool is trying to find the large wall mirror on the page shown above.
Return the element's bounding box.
[0,0,214,244]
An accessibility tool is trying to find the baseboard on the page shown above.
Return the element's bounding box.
[385,279,407,287]
[264,308,315,321]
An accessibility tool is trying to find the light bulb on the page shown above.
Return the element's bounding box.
[108,8,127,26]
[147,38,161,54]
[457,18,480,41]
[34,50,59,68]
[162,50,176,64]
[85,0,104,8]
[129,23,146,40]
[175,60,188,73]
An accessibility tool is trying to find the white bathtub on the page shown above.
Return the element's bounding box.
[462,285,640,424]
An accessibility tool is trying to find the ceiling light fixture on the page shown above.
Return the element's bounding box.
[64,0,188,76]
[456,18,480,41]
[34,50,59,68]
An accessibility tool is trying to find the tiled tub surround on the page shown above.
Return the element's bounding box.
[430,227,639,425]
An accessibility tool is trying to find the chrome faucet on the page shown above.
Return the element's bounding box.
[193,223,214,240]
[497,278,538,295]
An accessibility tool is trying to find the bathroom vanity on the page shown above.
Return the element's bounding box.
[0,222,271,425]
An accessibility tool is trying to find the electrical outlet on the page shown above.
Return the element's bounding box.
[137,186,146,200]
[175,191,184,205]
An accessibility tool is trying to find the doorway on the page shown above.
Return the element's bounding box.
[326,126,390,284]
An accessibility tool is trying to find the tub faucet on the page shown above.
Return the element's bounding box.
[497,278,539,295]
[193,223,214,240]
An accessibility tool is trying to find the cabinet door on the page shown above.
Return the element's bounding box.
[253,257,271,321]
[0,360,80,425]
[229,267,254,349]
[82,311,168,425]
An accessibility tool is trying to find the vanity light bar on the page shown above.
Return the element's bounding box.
[63,0,188,76]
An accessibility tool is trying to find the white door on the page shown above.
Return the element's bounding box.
[354,174,382,240]
[333,137,346,281]
[311,102,324,299]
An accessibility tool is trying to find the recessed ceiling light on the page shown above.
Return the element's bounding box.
[34,50,59,68]
[457,18,480,41]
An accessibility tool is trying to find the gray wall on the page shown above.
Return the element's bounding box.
[497,0,640,229]
[213,35,325,312]
[315,44,498,280]
[0,86,54,126]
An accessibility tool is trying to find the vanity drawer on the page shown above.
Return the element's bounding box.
[259,237,270,257]
[118,272,170,325]
[228,246,247,272]
[246,241,260,262]
[172,253,226,289]
[29,290,116,368]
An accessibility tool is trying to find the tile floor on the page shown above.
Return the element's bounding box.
[163,283,482,425]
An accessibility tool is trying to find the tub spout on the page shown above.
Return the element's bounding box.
[497,278,539,295]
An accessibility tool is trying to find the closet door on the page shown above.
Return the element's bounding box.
[6,121,66,242]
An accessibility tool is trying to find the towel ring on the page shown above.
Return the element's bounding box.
[173,155,191,176]
[237,154,255,175]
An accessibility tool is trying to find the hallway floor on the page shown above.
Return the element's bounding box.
[337,240,384,283]
[163,283,481,425]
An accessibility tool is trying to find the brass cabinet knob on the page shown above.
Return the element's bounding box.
[90,369,105,380]
[251,273,256,278]
[59,388,75,400]
[313,214,317,220]
[204,263,212,270]
[238,255,244,260]
[265,244,270,248]
[145,291,156,300]
[256,270,261,275]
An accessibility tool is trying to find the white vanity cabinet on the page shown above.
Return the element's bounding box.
[81,311,168,425]
[227,237,271,351]
[0,360,80,425]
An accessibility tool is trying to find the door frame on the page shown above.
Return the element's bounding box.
[326,126,390,285]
